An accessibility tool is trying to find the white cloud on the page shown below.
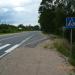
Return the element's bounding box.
[0,0,42,25]
[0,0,32,7]
[1,8,9,12]
[13,7,25,12]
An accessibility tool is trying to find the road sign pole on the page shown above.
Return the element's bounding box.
[65,17,75,59]
[70,29,72,58]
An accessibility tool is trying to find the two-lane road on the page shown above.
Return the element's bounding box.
[0,31,46,58]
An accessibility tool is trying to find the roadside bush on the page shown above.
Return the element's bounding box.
[53,38,70,57]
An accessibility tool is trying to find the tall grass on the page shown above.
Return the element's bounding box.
[53,38,70,57]
[53,38,75,66]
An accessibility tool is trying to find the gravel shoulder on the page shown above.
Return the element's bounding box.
[0,39,74,75]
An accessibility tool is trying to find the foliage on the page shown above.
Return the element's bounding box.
[18,24,40,31]
[53,38,75,66]
[0,24,19,33]
[0,24,40,34]
[38,0,75,35]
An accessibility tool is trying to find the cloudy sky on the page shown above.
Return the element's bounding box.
[0,0,41,25]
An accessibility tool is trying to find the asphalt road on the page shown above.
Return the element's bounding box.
[0,31,47,58]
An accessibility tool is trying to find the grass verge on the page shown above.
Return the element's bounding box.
[53,38,70,57]
[53,38,75,67]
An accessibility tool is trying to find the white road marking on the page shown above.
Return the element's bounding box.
[5,45,19,53]
[0,44,11,50]
[5,36,33,53]
[18,36,33,46]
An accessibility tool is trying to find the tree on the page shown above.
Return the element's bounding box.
[34,25,40,30]
[0,24,19,33]
[38,0,55,33]
[18,24,26,31]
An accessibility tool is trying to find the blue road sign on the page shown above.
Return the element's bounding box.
[64,17,75,28]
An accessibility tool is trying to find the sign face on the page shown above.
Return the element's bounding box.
[65,17,75,28]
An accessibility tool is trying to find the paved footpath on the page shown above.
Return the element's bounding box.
[0,40,73,75]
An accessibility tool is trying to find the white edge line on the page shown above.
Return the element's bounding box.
[18,36,33,46]
[5,36,33,53]
[5,45,19,53]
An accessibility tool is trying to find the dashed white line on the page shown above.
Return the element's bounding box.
[0,44,11,50]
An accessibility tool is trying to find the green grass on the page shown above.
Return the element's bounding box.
[53,38,70,57]
[53,38,75,67]
[68,45,75,66]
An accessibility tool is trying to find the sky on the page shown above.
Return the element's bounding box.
[0,0,42,26]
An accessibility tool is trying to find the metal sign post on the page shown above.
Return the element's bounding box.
[70,29,72,58]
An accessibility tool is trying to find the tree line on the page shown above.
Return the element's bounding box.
[38,0,75,35]
[0,24,40,33]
